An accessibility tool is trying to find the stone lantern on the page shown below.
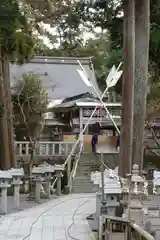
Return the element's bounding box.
[126,164,147,225]
[131,164,145,197]
[0,170,12,214]
[101,176,121,217]
[39,162,54,199]
[10,168,24,209]
[94,170,121,218]
[32,166,45,203]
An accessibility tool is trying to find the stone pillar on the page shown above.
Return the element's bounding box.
[126,164,146,224]
[96,192,101,219]
[24,180,29,193]
[45,180,51,199]
[56,176,61,196]
[14,185,20,209]
[54,165,64,196]
[129,199,144,225]
[147,168,154,195]
[1,187,8,214]
[0,170,12,214]
[10,168,24,209]
[79,107,83,144]
[35,177,42,203]
[67,158,71,181]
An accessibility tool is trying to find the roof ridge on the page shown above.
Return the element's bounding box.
[28,56,93,65]
[35,56,93,60]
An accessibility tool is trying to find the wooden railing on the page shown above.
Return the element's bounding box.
[102,216,155,240]
[130,223,155,240]
[15,141,74,156]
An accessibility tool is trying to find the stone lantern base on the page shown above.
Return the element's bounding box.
[129,199,145,225]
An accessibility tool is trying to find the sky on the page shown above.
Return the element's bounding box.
[39,23,102,49]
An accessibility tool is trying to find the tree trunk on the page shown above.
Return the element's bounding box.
[2,49,16,168]
[0,47,11,169]
[132,0,150,172]
[28,141,35,195]
[119,0,135,177]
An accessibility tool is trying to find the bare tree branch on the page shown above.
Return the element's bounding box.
[146,122,160,148]
[145,145,160,157]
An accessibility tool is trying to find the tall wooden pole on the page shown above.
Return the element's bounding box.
[2,48,16,167]
[0,47,11,169]
[132,0,150,172]
[119,0,135,177]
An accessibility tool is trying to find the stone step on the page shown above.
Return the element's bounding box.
[74,179,91,182]
[73,187,93,190]
[72,188,95,192]
[73,179,93,183]
[72,184,93,187]
[78,164,99,167]
[72,188,96,193]
[73,182,93,186]
[71,153,102,193]
[77,166,99,170]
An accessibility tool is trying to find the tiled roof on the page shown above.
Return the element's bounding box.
[10,56,101,101]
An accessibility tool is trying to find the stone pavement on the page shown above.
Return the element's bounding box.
[0,193,96,240]
[143,195,160,239]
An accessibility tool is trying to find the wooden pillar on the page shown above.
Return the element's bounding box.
[119,0,135,177]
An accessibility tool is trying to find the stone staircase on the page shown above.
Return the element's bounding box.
[71,148,119,193]
[72,153,100,193]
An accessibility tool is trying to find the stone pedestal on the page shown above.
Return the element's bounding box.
[35,177,42,203]
[24,180,29,193]
[124,165,147,224]
[43,180,51,199]
[1,188,8,214]
[93,169,121,219]
[10,168,24,209]
[104,181,121,217]
[14,185,20,209]
[96,192,101,219]
[56,177,62,196]
[0,170,12,214]
[55,165,64,196]
[147,168,154,195]
[129,199,144,225]
[32,166,45,203]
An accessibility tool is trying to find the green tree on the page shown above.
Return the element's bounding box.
[146,82,160,156]
[12,73,48,173]
[0,0,76,169]
[0,0,37,169]
[12,73,48,141]
[68,0,159,88]
[0,0,35,62]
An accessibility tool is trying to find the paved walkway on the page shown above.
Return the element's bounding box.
[0,194,96,240]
